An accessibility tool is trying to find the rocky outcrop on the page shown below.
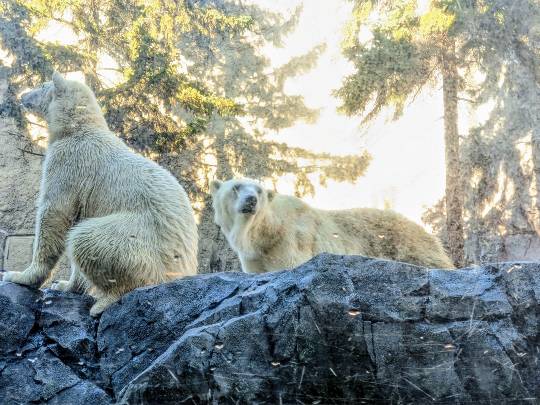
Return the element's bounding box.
[0,254,539,404]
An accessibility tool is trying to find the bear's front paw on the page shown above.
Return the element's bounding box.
[51,280,70,291]
[51,280,84,294]
[89,295,119,317]
[2,270,42,287]
[3,271,29,284]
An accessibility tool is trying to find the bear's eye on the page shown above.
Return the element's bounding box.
[232,184,241,194]
[256,186,262,194]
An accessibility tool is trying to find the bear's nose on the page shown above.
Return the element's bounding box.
[240,195,257,214]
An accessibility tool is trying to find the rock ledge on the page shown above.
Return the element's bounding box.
[1,254,539,404]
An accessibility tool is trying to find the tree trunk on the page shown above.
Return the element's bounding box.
[197,199,241,273]
[442,39,465,267]
[514,41,540,235]
[532,136,540,234]
[520,56,540,235]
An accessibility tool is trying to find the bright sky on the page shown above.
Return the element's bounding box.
[253,0,448,226]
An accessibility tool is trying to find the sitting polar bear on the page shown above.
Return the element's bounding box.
[3,73,198,316]
[210,178,454,273]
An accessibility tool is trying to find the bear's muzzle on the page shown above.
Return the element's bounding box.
[240,195,257,214]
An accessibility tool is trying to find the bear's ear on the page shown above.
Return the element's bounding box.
[52,71,67,94]
[209,180,222,195]
[267,189,276,202]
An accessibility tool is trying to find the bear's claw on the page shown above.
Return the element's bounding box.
[51,280,71,291]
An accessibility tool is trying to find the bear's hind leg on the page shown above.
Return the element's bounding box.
[51,261,87,293]
[67,214,161,315]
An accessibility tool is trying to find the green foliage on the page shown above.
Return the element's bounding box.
[336,31,432,121]
[0,0,370,205]
[335,0,461,122]
[419,6,455,36]
[1,0,270,149]
[337,0,540,124]
[338,0,540,264]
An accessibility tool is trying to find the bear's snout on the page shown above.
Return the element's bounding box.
[240,195,258,214]
[20,83,52,114]
[20,91,37,109]
[21,88,46,113]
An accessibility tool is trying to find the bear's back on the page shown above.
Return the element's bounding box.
[48,130,192,222]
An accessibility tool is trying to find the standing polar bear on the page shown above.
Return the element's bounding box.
[3,73,198,316]
[210,178,453,273]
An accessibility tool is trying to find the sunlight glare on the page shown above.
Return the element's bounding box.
[416,0,431,17]
[248,0,448,227]
[35,14,78,46]
[0,46,14,67]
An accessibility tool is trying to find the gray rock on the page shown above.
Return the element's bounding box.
[0,282,111,404]
[44,381,111,405]
[428,265,513,320]
[0,255,539,404]
[0,348,79,404]
[97,271,249,393]
[0,282,38,355]
[40,289,97,361]
[114,255,540,404]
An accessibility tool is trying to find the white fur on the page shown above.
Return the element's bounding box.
[3,73,198,315]
[211,178,454,273]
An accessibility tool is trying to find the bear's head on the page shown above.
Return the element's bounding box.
[20,72,107,137]
[210,178,275,229]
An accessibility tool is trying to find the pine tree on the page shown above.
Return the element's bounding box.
[337,0,540,265]
[336,0,474,267]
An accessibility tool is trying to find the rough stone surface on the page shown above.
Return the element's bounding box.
[0,254,539,404]
[1,234,71,287]
[0,76,42,240]
[0,283,109,404]
[0,74,40,278]
[3,234,34,271]
[504,234,540,261]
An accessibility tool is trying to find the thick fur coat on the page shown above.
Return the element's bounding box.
[211,178,454,273]
[3,73,198,315]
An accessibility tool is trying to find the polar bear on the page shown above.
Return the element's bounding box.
[3,73,198,316]
[210,178,454,273]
